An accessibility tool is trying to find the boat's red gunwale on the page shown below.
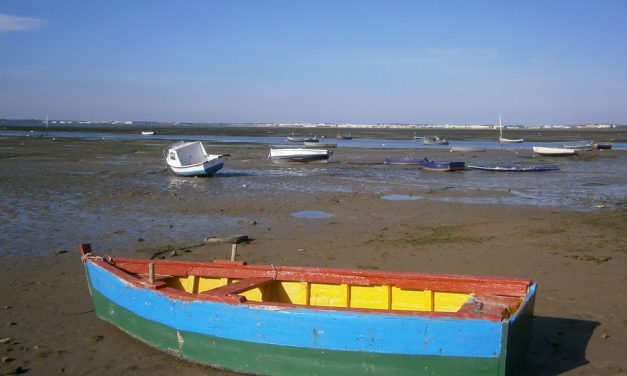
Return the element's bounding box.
[106,256,531,296]
[80,244,531,322]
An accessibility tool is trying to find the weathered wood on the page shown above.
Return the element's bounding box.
[203,277,275,297]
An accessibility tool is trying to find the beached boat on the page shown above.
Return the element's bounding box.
[592,141,612,150]
[418,158,465,171]
[449,146,488,153]
[563,142,593,151]
[418,136,449,145]
[141,131,155,135]
[468,165,560,172]
[79,243,536,376]
[498,115,524,144]
[305,141,336,148]
[269,148,332,163]
[286,135,318,143]
[337,132,352,140]
[383,156,423,165]
[164,141,227,176]
[532,146,577,156]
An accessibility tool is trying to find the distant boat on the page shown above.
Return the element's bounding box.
[449,146,487,153]
[305,141,336,148]
[79,243,537,376]
[286,133,318,143]
[563,142,593,151]
[337,132,352,140]
[164,141,227,176]
[269,148,332,163]
[141,131,156,135]
[418,158,465,171]
[498,115,524,144]
[383,156,423,165]
[532,146,577,156]
[418,136,449,145]
[468,164,560,172]
[592,141,612,150]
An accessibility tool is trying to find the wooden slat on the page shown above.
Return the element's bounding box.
[202,277,275,297]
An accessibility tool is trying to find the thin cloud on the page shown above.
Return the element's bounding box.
[0,12,45,33]
[302,48,502,66]
[426,48,502,61]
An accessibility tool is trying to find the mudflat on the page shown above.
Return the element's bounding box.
[0,136,625,375]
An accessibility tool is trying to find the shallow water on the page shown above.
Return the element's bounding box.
[291,210,334,219]
[381,194,424,201]
[2,129,626,150]
[1,135,625,257]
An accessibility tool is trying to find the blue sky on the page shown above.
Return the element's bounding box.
[1,1,626,124]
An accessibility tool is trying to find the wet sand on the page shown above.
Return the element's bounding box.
[0,136,626,375]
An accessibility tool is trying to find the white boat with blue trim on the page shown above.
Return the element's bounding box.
[164,141,227,176]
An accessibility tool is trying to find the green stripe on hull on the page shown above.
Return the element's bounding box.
[91,288,502,376]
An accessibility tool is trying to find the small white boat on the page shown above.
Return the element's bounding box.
[164,141,227,176]
[286,134,318,143]
[498,115,524,144]
[305,141,336,148]
[532,146,577,156]
[563,142,593,151]
[141,131,155,135]
[418,136,449,145]
[449,146,487,153]
[269,148,332,163]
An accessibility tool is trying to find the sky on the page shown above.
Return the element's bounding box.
[1,1,626,125]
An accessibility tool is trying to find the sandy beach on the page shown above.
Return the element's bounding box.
[1,135,626,375]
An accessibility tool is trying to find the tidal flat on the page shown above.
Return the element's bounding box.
[0,135,626,375]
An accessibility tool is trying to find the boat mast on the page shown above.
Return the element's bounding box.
[498,114,503,140]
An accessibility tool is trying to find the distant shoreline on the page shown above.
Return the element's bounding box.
[2,122,625,142]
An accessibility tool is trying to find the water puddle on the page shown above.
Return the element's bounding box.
[290,210,333,219]
[381,194,423,201]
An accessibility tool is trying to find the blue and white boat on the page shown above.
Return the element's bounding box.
[164,141,227,176]
[468,165,560,172]
[418,158,465,171]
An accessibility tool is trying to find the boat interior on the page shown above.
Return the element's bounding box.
[81,246,531,320]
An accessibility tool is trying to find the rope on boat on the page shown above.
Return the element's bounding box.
[80,252,111,264]
[270,264,277,281]
[80,252,93,262]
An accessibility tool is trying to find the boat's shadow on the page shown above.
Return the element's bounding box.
[525,316,600,375]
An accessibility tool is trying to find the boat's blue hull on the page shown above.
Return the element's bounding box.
[83,259,536,376]
[468,165,560,172]
[419,158,466,171]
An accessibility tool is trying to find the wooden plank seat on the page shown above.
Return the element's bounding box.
[201,277,275,303]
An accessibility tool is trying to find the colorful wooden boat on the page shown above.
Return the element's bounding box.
[163,141,227,176]
[79,243,536,376]
[418,158,466,171]
[468,164,560,172]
